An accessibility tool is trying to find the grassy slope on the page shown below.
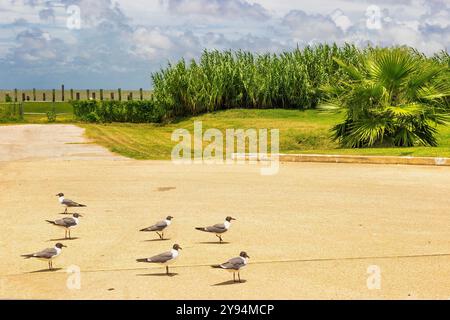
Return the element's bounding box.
[81,109,450,160]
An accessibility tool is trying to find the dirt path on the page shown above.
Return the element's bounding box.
[1,125,450,299]
[0,124,125,161]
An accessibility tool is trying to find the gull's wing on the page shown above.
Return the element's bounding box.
[205,223,227,233]
[62,198,81,207]
[54,217,77,227]
[32,248,58,259]
[220,257,245,270]
[146,251,174,263]
[141,220,167,232]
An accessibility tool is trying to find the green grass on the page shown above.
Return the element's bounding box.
[0,102,74,123]
[81,109,450,160]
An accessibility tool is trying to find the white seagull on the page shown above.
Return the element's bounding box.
[212,251,250,283]
[140,216,173,240]
[21,243,67,270]
[56,193,86,214]
[195,216,236,243]
[46,213,82,239]
[136,244,182,275]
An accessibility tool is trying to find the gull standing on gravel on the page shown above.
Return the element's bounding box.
[136,244,182,275]
[21,243,67,270]
[140,216,173,240]
[212,251,250,283]
[195,216,236,243]
[46,213,82,239]
[56,193,86,214]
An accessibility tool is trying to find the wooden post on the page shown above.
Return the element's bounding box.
[118,88,122,101]
[43,92,46,101]
[22,92,26,101]
[70,89,74,101]
[33,88,36,101]
[61,84,65,102]
[14,89,18,102]
[86,90,90,100]
[92,92,96,100]
[19,102,24,119]
[100,89,104,101]
[129,92,133,101]
[76,92,80,101]
[140,88,143,100]
[111,92,115,100]
[52,89,56,102]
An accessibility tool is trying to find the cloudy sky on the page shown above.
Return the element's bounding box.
[0,0,449,89]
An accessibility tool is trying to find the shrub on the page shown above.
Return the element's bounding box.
[71,100,164,123]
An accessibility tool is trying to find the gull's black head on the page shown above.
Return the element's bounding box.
[173,244,182,251]
[240,251,250,259]
[56,193,64,197]
[73,213,82,218]
[226,216,236,222]
[166,216,174,221]
[55,243,67,249]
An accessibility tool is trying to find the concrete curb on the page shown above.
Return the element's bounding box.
[232,153,450,167]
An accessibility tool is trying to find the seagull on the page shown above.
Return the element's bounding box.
[195,216,236,243]
[140,216,173,240]
[21,243,67,270]
[136,244,182,275]
[212,251,250,283]
[56,193,86,214]
[46,213,82,239]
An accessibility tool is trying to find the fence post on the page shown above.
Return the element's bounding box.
[111,92,115,101]
[70,89,74,101]
[118,88,122,101]
[22,92,26,101]
[100,89,104,101]
[33,88,36,101]
[76,92,80,101]
[86,89,90,100]
[19,102,24,120]
[61,84,65,102]
[92,92,96,100]
[43,92,46,101]
[129,92,133,101]
[14,89,18,102]
[52,89,56,102]
[140,88,143,100]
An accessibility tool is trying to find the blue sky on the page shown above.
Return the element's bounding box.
[0,0,449,89]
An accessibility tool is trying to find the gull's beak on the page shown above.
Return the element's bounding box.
[78,214,83,217]
[247,255,250,259]
[231,218,237,221]
[179,247,183,250]
[62,245,67,248]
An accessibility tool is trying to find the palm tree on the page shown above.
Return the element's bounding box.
[321,47,450,148]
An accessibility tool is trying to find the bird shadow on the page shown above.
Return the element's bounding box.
[137,273,179,277]
[48,237,79,241]
[197,241,230,245]
[142,238,171,242]
[58,212,80,215]
[27,268,62,274]
[212,280,247,286]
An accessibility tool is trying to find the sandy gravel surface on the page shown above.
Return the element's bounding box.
[0,124,124,161]
[1,125,450,299]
